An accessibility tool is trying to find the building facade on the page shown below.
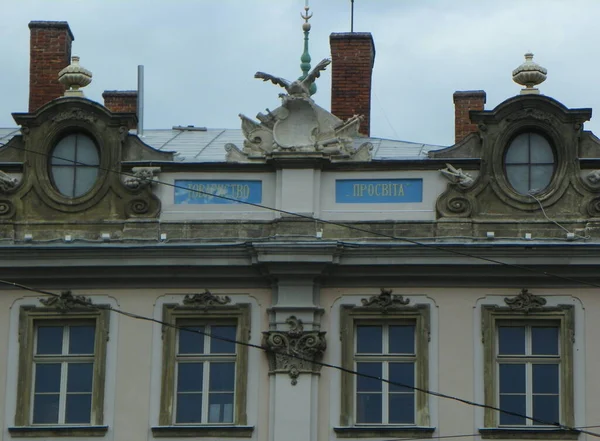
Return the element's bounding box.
[0,19,599,441]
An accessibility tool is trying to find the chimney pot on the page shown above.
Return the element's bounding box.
[330,32,375,136]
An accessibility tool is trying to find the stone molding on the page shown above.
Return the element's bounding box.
[262,315,326,385]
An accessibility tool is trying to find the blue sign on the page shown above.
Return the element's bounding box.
[175,180,262,204]
[335,179,422,203]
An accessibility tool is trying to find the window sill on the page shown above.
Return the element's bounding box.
[8,425,108,437]
[334,426,436,438]
[479,428,580,440]
[151,425,254,438]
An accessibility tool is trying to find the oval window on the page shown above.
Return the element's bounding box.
[505,133,555,195]
[50,134,100,197]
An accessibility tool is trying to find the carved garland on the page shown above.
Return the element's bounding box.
[39,290,93,312]
[182,290,232,308]
[262,315,327,385]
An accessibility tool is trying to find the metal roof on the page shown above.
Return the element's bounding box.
[0,127,446,163]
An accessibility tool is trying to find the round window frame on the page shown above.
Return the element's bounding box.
[502,131,557,197]
[48,132,101,199]
[489,121,569,210]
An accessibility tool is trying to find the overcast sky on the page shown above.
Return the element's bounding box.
[1,0,599,146]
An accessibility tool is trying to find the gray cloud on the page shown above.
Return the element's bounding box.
[1,0,599,146]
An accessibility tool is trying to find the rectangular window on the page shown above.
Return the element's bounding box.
[175,323,237,424]
[497,323,560,426]
[159,303,250,428]
[14,306,109,431]
[481,305,574,431]
[355,324,416,425]
[340,303,430,430]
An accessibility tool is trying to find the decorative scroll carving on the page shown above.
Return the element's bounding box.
[0,200,14,218]
[504,288,547,312]
[505,108,554,125]
[440,163,475,188]
[182,290,231,308]
[51,108,97,124]
[588,197,600,217]
[360,288,410,310]
[0,170,19,193]
[262,315,327,385]
[123,167,161,190]
[227,58,370,163]
[39,290,93,312]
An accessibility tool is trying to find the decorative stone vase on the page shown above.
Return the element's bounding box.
[58,56,92,97]
[512,53,547,95]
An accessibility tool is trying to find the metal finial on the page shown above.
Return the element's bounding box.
[299,1,316,95]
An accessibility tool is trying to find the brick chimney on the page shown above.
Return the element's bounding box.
[453,90,486,144]
[330,32,375,136]
[102,90,138,113]
[29,21,74,112]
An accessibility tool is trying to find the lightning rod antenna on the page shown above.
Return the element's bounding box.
[350,0,355,32]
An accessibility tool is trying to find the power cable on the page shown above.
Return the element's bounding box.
[0,278,598,437]
[1,140,600,290]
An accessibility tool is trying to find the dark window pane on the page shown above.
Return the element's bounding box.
[35,363,61,393]
[176,393,202,423]
[389,362,414,393]
[32,394,60,424]
[529,134,553,163]
[179,326,205,354]
[533,394,559,425]
[356,393,382,423]
[356,362,382,392]
[499,395,526,425]
[69,325,95,354]
[209,362,235,392]
[389,325,415,354]
[67,363,93,393]
[75,136,100,165]
[52,166,76,197]
[506,165,529,195]
[52,135,77,164]
[532,327,559,355]
[532,364,559,394]
[37,326,63,354]
[74,167,98,197]
[210,325,236,354]
[498,327,525,355]
[389,393,415,424]
[208,393,234,423]
[505,134,529,164]
[530,165,553,193]
[177,363,203,392]
[65,393,92,424]
[356,326,382,354]
[499,364,526,393]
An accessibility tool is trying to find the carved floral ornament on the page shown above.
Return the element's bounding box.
[181,290,231,308]
[226,58,373,163]
[504,288,547,312]
[262,315,327,385]
[122,167,161,190]
[360,288,410,310]
[39,290,93,312]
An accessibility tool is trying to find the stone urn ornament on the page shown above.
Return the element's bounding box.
[512,52,547,95]
[58,56,92,97]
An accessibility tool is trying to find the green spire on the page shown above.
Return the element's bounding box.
[299,4,317,95]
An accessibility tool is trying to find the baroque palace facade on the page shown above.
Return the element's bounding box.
[1,19,600,441]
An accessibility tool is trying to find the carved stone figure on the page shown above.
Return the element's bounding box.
[262,315,327,385]
[39,290,93,312]
[227,58,371,163]
[586,170,600,185]
[504,288,547,312]
[440,163,475,188]
[123,167,161,190]
[0,170,18,193]
[360,288,410,310]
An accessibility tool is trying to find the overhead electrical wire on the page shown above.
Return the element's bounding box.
[1,140,600,290]
[0,278,598,438]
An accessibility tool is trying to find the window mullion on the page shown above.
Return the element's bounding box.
[59,361,67,424]
[202,361,210,423]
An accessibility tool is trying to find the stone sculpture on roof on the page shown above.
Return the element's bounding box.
[225,59,372,163]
